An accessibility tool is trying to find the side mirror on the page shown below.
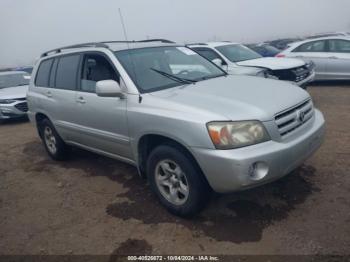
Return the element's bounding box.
[212,58,223,67]
[96,80,124,98]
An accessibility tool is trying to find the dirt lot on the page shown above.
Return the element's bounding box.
[0,83,349,256]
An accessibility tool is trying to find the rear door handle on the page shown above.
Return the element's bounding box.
[46,91,52,98]
[76,96,86,104]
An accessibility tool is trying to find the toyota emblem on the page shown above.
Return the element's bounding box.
[297,110,305,122]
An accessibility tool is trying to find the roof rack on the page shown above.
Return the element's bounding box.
[102,39,175,44]
[41,42,109,57]
[40,39,176,58]
[138,39,175,43]
[186,43,207,46]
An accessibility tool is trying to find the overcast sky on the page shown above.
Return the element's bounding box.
[1,0,350,68]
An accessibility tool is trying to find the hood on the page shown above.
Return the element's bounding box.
[0,85,28,100]
[237,57,305,70]
[148,75,309,122]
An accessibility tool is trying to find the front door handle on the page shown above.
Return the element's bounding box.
[76,96,86,104]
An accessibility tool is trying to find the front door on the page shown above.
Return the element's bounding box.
[73,52,132,159]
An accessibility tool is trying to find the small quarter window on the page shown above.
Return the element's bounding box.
[35,59,54,87]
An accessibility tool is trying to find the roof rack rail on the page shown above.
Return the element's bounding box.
[138,39,175,43]
[102,39,175,44]
[40,39,176,58]
[186,43,207,46]
[41,42,109,57]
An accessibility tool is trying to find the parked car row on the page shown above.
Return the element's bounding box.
[25,39,325,217]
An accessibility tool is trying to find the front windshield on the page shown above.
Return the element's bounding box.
[0,73,30,89]
[215,44,262,63]
[114,46,226,93]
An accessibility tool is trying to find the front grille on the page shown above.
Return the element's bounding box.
[15,102,28,112]
[272,65,310,83]
[275,99,314,137]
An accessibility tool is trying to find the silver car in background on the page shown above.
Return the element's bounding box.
[0,71,30,121]
[278,36,350,80]
[27,41,325,217]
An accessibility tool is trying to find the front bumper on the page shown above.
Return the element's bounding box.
[0,101,28,120]
[191,109,325,193]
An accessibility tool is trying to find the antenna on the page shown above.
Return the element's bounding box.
[118,8,142,103]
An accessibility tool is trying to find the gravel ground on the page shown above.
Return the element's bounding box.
[0,83,349,256]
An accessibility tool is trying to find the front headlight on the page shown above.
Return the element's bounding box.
[305,61,315,70]
[207,121,270,149]
[0,99,16,104]
[255,69,268,78]
[255,69,278,80]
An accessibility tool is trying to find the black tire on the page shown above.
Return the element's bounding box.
[147,144,211,217]
[39,118,70,161]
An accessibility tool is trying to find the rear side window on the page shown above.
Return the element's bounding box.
[293,40,326,53]
[328,39,350,53]
[55,54,80,90]
[35,59,54,87]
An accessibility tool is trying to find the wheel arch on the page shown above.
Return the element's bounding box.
[136,133,210,187]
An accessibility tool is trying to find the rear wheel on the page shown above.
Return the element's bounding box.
[147,144,211,217]
[40,119,70,160]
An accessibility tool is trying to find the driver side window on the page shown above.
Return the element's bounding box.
[80,54,120,93]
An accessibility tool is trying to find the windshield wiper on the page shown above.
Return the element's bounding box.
[197,74,226,82]
[150,68,196,84]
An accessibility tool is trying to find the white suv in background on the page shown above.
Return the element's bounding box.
[188,42,315,88]
[277,36,350,80]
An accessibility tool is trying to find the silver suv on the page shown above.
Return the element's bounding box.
[27,40,325,217]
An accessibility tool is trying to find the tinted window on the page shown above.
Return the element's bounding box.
[328,39,350,53]
[293,40,326,52]
[55,55,80,90]
[80,54,119,93]
[35,59,54,87]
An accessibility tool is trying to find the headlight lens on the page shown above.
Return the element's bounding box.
[305,61,315,70]
[255,69,278,80]
[0,99,16,104]
[255,70,268,78]
[207,121,270,149]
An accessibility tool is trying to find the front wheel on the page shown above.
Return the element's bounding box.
[147,145,211,217]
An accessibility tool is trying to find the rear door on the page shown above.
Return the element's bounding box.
[325,39,350,79]
[288,40,329,79]
[73,52,131,159]
[47,54,81,141]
